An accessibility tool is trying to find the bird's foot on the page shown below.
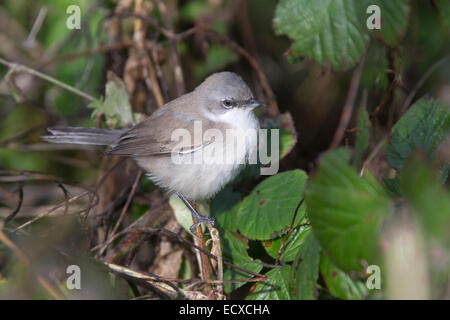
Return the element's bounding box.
[176,193,215,237]
[189,214,215,236]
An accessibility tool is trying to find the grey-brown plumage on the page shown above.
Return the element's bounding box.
[42,72,261,202]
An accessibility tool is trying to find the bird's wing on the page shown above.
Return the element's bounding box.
[107,109,215,157]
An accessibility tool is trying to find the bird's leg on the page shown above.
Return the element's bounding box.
[176,193,215,235]
[177,193,214,294]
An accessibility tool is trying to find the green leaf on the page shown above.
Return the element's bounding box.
[368,0,410,46]
[178,0,209,22]
[194,45,238,81]
[222,231,263,293]
[87,72,134,128]
[386,96,450,171]
[354,108,370,169]
[278,112,298,160]
[238,170,308,240]
[273,0,409,70]
[211,186,242,232]
[262,224,311,262]
[274,0,368,70]
[400,154,450,245]
[383,178,402,198]
[290,231,321,300]
[306,148,392,272]
[320,254,368,299]
[437,0,450,30]
[247,266,292,300]
[169,195,209,235]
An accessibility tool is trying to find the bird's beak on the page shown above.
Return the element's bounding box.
[244,99,264,109]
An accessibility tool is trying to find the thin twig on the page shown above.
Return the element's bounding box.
[0,170,62,183]
[0,57,97,102]
[133,0,165,107]
[360,135,389,177]
[275,198,304,265]
[98,170,143,256]
[191,210,213,295]
[38,41,134,67]
[12,191,91,232]
[106,12,195,41]
[329,50,367,149]
[136,227,268,280]
[58,183,70,216]
[202,29,280,116]
[23,6,48,48]
[371,74,398,118]
[103,261,184,299]
[156,0,185,96]
[0,125,45,148]
[4,174,24,225]
[400,54,450,115]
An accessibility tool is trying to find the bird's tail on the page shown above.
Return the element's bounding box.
[42,126,127,146]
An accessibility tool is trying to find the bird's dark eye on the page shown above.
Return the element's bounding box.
[221,99,233,108]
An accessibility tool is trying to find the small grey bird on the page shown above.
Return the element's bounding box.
[42,72,262,233]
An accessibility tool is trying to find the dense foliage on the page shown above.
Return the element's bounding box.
[0,0,449,300]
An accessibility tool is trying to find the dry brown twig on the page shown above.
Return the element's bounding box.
[3,174,24,225]
[201,29,280,117]
[135,227,268,281]
[11,190,93,232]
[109,170,143,239]
[132,0,165,108]
[103,260,208,300]
[190,211,213,295]
[206,225,225,298]
[155,0,185,96]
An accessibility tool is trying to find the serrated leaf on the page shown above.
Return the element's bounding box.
[222,231,263,293]
[386,97,450,171]
[320,254,368,300]
[259,112,297,173]
[290,231,321,300]
[263,224,311,262]
[87,72,134,128]
[354,108,370,169]
[238,170,308,240]
[273,0,409,70]
[274,0,368,70]
[278,112,298,160]
[247,266,292,300]
[306,148,392,272]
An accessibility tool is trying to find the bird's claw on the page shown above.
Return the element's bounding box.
[189,216,215,236]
